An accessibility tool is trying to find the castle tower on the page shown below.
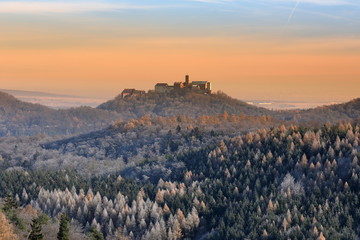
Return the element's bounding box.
[185,75,190,87]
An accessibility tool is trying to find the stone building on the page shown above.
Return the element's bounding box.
[155,83,172,94]
[121,89,146,98]
[120,75,212,99]
[154,75,212,94]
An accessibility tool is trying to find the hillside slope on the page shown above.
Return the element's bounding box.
[97,91,271,119]
[98,91,360,124]
[0,92,120,136]
[1,89,360,136]
[278,98,360,123]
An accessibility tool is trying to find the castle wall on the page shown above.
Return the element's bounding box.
[153,75,213,95]
[155,84,172,94]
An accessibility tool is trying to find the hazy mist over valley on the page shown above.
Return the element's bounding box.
[1,88,346,110]
[0,89,107,109]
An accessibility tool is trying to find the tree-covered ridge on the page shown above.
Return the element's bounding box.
[282,98,360,123]
[1,89,360,137]
[177,123,360,239]
[0,91,120,136]
[0,113,280,177]
[97,91,271,119]
[43,113,280,160]
[98,90,360,124]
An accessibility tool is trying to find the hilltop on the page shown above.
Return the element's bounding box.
[98,91,271,119]
[98,90,360,123]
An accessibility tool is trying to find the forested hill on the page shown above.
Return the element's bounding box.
[1,90,360,136]
[39,114,283,175]
[0,92,120,136]
[98,91,360,124]
[283,98,360,123]
[97,91,271,119]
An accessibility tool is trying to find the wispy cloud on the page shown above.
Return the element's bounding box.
[1,0,355,14]
[267,0,352,6]
[287,0,301,23]
[190,0,233,3]
[0,1,166,13]
[191,0,353,5]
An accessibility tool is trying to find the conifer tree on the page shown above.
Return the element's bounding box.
[57,214,70,240]
[29,219,43,240]
[88,226,105,240]
[3,194,18,212]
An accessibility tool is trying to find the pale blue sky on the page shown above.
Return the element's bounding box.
[0,0,359,39]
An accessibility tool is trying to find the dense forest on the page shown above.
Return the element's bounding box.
[1,122,360,239]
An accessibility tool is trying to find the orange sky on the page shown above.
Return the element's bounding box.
[0,1,360,103]
[1,37,359,102]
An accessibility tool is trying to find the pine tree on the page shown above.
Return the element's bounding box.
[57,214,70,240]
[3,194,18,212]
[29,219,43,240]
[88,226,105,240]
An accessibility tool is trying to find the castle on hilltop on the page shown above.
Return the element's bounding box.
[155,75,212,95]
[121,75,212,98]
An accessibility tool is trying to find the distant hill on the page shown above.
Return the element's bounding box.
[0,89,106,108]
[277,98,360,123]
[0,92,120,136]
[0,89,78,98]
[98,91,360,123]
[1,89,360,136]
[97,91,272,118]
